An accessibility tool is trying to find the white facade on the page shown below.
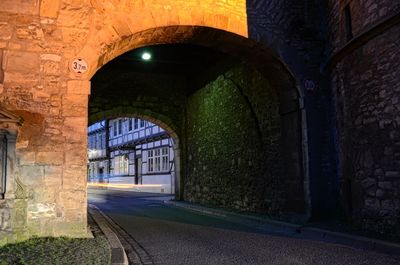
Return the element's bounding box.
[88,121,108,181]
[88,117,175,194]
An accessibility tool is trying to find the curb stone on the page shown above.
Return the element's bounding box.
[165,200,400,256]
[88,204,129,265]
[299,227,400,255]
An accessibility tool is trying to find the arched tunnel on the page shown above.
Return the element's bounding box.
[88,29,306,221]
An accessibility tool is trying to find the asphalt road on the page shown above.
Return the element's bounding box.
[88,188,400,265]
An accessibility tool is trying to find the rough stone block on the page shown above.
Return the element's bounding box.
[33,189,57,203]
[16,24,44,40]
[62,94,88,117]
[0,22,12,40]
[44,165,62,187]
[40,0,61,18]
[18,151,35,166]
[19,165,44,186]
[40,54,62,62]
[112,17,132,38]
[65,151,86,167]
[62,167,86,190]
[62,117,87,143]
[36,151,64,165]
[0,0,39,15]
[41,60,61,75]
[3,72,39,87]
[0,200,11,231]
[27,202,56,220]
[67,80,91,95]
[64,208,86,223]
[53,221,87,237]
[3,51,39,73]
[385,171,399,178]
[58,190,86,209]
[0,50,4,83]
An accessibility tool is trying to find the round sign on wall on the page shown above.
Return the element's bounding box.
[304,79,316,92]
[70,58,89,74]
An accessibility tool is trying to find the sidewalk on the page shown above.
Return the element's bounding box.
[165,200,400,256]
[88,204,129,265]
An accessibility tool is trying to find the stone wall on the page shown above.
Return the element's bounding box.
[327,0,400,53]
[328,0,400,237]
[0,112,28,245]
[247,0,340,219]
[0,2,89,244]
[0,0,250,244]
[1,0,398,244]
[185,65,300,216]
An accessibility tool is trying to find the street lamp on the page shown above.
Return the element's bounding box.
[141,52,151,61]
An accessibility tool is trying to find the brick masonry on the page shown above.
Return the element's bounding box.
[0,0,398,244]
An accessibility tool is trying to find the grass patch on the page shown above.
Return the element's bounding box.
[0,236,111,265]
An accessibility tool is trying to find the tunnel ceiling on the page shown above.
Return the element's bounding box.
[91,43,239,97]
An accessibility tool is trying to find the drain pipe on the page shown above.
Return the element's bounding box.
[1,134,7,199]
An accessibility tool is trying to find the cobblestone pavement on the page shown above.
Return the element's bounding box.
[88,189,400,265]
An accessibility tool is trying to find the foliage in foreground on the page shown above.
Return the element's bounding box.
[0,236,110,265]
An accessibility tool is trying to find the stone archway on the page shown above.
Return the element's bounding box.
[0,0,307,243]
[86,26,307,220]
[89,109,182,199]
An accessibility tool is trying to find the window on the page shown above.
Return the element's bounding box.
[155,148,161,171]
[113,155,129,175]
[113,121,117,136]
[110,159,114,176]
[344,4,353,41]
[96,134,101,149]
[148,150,154,172]
[134,118,138,130]
[91,135,95,149]
[118,120,122,135]
[128,119,133,131]
[162,147,169,171]
[113,120,123,136]
[147,147,169,173]
[101,133,105,149]
[140,119,145,128]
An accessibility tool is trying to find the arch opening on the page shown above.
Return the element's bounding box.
[87,114,180,196]
[88,26,307,220]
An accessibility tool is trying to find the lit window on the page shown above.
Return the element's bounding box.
[113,155,129,175]
[155,156,160,171]
[162,147,169,171]
[148,150,154,172]
[147,147,169,173]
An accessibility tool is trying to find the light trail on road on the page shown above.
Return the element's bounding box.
[87,183,163,189]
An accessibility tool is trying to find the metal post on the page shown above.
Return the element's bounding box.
[1,134,7,199]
